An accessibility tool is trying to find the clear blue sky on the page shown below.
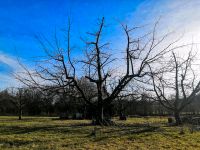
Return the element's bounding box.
[0,0,199,88]
[0,0,142,58]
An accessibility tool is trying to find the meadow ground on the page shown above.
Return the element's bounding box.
[0,116,200,150]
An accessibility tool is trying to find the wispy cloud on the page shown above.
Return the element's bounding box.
[119,0,200,62]
[131,0,200,42]
[0,51,24,89]
[130,0,200,74]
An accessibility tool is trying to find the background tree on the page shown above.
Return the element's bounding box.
[149,50,200,124]
[9,88,28,120]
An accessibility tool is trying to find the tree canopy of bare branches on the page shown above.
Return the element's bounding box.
[149,50,200,124]
[16,17,184,124]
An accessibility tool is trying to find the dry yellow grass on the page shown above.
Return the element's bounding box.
[0,116,200,150]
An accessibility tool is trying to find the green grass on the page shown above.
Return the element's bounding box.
[0,116,200,150]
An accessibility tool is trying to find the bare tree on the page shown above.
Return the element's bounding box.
[149,50,200,125]
[9,88,28,120]
[16,17,183,124]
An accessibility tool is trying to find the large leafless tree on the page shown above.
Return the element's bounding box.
[16,17,183,124]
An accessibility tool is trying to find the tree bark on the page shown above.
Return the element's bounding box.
[174,111,181,125]
[95,104,104,125]
[18,109,22,120]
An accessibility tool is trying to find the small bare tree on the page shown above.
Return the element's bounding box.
[9,88,28,120]
[16,17,183,124]
[149,50,200,125]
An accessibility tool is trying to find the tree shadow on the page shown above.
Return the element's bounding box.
[89,124,160,142]
[0,122,94,135]
[1,121,159,141]
[0,140,41,148]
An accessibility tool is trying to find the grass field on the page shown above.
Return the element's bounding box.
[0,116,200,150]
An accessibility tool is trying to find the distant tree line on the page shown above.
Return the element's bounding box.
[1,86,200,120]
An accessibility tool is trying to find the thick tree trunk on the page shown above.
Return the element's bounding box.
[174,111,181,125]
[95,105,104,125]
[18,109,22,120]
[93,104,114,125]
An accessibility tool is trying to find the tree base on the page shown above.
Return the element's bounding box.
[92,119,115,126]
[119,115,127,120]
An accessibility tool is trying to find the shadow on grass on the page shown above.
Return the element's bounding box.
[60,125,159,148]
[0,123,93,135]
[0,120,160,141]
[87,124,160,142]
[0,140,40,148]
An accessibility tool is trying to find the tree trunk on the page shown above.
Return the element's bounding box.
[95,105,104,125]
[18,109,22,120]
[174,111,181,125]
